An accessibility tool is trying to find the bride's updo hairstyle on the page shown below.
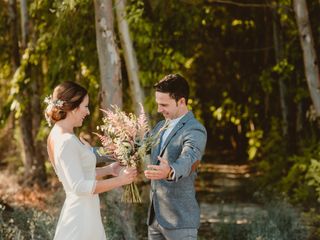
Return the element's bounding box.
[44,81,87,126]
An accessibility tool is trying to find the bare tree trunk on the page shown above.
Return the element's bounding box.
[9,0,47,186]
[272,7,288,136]
[94,1,137,239]
[262,6,271,124]
[31,69,47,184]
[115,0,145,114]
[8,0,20,69]
[94,0,122,110]
[10,0,33,179]
[293,0,320,116]
[20,0,36,184]
[30,5,48,184]
[20,0,29,49]
[296,101,303,133]
[19,108,36,178]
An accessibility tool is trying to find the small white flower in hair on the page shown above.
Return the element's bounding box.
[44,95,65,127]
[44,95,65,108]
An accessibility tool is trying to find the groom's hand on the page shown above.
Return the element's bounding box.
[144,156,171,180]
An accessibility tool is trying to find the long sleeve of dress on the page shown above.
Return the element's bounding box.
[58,138,96,196]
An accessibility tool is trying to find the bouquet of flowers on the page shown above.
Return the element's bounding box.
[94,104,164,203]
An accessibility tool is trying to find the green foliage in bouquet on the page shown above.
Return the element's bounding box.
[95,104,166,203]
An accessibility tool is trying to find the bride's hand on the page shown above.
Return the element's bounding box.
[119,167,137,185]
[110,162,121,176]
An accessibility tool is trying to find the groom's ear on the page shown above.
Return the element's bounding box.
[178,97,186,106]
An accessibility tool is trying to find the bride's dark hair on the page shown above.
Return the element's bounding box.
[45,81,87,126]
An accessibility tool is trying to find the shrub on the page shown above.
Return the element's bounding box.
[0,204,56,240]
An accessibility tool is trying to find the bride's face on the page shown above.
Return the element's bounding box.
[72,95,90,127]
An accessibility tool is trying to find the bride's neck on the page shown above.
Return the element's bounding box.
[54,120,74,134]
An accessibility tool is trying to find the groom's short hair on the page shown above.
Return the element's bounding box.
[154,74,189,104]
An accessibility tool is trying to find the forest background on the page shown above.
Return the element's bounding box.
[1,0,320,239]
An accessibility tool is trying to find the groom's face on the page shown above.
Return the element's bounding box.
[155,91,183,120]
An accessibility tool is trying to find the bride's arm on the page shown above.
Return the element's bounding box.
[93,167,136,194]
[96,162,122,179]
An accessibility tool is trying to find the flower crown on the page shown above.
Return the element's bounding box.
[44,95,65,108]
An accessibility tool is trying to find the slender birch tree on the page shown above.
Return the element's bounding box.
[115,0,145,114]
[94,1,137,239]
[94,0,122,110]
[293,0,320,116]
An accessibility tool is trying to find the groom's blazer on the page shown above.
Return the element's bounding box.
[147,111,207,229]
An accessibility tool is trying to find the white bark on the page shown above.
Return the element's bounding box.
[115,0,145,114]
[94,0,122,110]
[94,1,136,239]
[293,0,320,116]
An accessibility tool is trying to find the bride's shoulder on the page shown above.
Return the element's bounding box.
[55,135,81,158]
[49,132,77,149]
[60,133,77,144]
[62,133,76,141]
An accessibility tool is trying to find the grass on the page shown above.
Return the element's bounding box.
[209,200,309,240]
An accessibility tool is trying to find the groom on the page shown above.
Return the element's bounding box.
[144,74,207,240]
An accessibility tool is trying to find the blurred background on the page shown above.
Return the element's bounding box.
[1,0,320,239]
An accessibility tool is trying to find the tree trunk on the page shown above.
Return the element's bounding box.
[8,0,20,69]
[272,7,288,136]
[20,0,29,49]
[9,0,47,186]
[115,0,145,114]
[94,1,137,239]
[296,101,303,133]
[94,0,122,110]
[31,69,47,184]
[293,0,320,117]
[19,107,36,178]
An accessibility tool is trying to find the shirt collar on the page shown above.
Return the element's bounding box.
[168,113,186,127]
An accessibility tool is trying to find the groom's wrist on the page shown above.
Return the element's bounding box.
[166,167,175,181]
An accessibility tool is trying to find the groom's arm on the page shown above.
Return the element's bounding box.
[170,124,207,181]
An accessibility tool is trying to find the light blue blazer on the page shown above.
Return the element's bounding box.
[147,111,207,229]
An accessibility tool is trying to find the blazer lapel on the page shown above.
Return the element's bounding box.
[151,121,166,164]
[159,111,194,157]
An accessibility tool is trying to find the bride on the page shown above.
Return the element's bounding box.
[45,81,137,240]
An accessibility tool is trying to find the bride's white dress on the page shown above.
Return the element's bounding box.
[52,133,106,240]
